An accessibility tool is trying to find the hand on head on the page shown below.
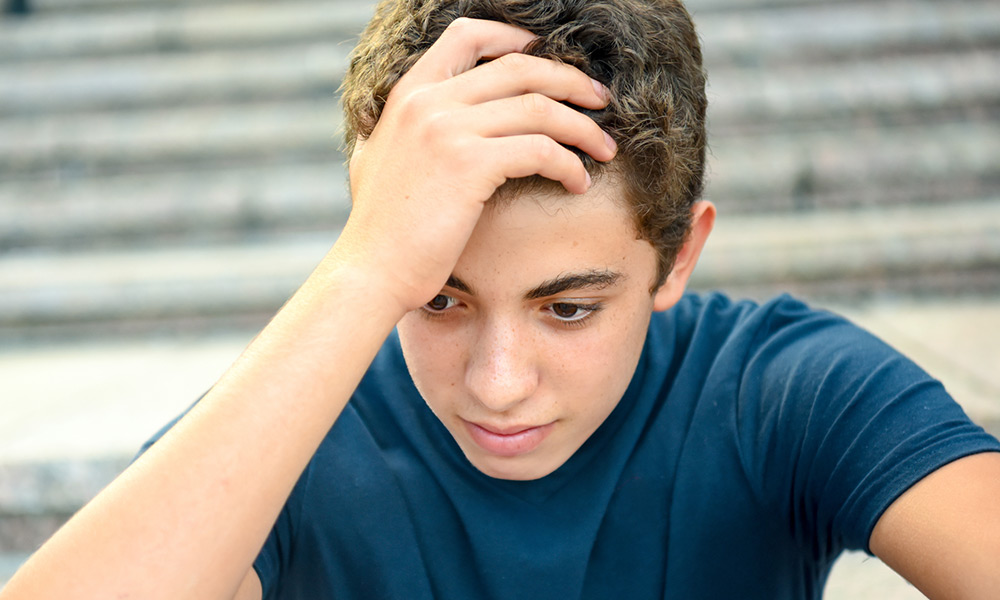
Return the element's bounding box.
[342,17,618,316]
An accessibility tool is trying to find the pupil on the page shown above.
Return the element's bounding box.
[553,303,577,318]
[429,295,449,310]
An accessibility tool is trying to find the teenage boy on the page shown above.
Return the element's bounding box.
[4,1,1000,599]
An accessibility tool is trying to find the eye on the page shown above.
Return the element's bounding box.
[548,302,601,323]
[425,294,458,313]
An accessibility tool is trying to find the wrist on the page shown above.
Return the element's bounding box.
[306,243,415,327]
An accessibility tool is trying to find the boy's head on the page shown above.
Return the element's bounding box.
[341,0,708,288]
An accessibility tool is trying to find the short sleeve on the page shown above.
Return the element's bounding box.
[735,297,1000,554]
[253,484,299,599]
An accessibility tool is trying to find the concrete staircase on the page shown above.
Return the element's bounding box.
[1,0,998,342]
[1,0,999,589]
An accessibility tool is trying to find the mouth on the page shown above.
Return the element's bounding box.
[463,420,555,457]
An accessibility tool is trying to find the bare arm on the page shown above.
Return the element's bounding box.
[0,18,615,600]
[233,569,262,600]
[871,451,1000,599]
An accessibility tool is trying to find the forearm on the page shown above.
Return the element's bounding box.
[1,250,405,600]
[2,17,617,598]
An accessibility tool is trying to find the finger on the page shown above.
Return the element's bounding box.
[447,53,610,111]
[467,93,617,162]
[489,135,593,195]
[405,17,538,84]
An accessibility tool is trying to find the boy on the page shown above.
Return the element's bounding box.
[4,0,1000,598]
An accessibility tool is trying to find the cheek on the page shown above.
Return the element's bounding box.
[551,318,640,386]
[397,315,465,388]
[576,307,650,389]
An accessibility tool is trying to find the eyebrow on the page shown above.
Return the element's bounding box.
[524,270,623,300]
[444,275,473,295]
[444,270,624,300]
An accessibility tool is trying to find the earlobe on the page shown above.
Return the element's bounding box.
[652,201,716,312]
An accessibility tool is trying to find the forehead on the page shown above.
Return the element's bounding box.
[456,182,657,295]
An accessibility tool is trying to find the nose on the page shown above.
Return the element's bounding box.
[465,318,539,414]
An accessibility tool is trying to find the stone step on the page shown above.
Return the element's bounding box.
[0,98,342,179]
[1,116,995,250]
[2,0,996,65]
[0,554,30,589]
[689,0,850,12]
[0,0,374,61]
[1,64,993,184]
[3,36,995,125]
[0,233,330,340]
[707,50,1000,135]
[0,457,129,559]
[0,160,350,251]
[14,0,836,17]
[692,199,1000,300]
[698,0,1000,66]
[0,42,351,118]
[706,118,1000,212]
[1,200,997,340]
[0,1,375,63]
[27,0,250,14]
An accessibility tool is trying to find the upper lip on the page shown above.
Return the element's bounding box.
[467,421,547,436]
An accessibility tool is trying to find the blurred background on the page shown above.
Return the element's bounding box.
[0,0,998,595]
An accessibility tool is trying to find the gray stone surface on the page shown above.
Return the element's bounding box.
[0,1,374,61]
[2,0,998,595]
[3,201,997,339]
[0,555,31,590]
[692,200,1000,297]
[0,161,351,249]
[825,552,926,600]
[705,122,1000,211]
[694,1,1000,64]
[0,42,352,116]
[0,99,343,176]
[707,51,1000,128]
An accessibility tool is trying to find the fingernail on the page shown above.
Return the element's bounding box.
[592,78,609,100]
[604,131,617,154]
[585,171,592,190]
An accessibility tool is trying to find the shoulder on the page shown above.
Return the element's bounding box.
[651,292,872,386]
[655,292,846,347]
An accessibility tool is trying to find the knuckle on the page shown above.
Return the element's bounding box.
[444,16,474,36]
[529,135,559,162]
[451,139,479,169]
[420,111,449,139]
[519,92,551,117]
[494,51,530,72]
[422,113,464,152]
[396,86,435,119]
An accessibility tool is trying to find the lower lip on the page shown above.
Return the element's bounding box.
[464,421,555,457]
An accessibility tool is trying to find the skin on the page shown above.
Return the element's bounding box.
[3,15,998,600]
[1,18,617,600]
[397,186,714,481]
[870,451,1000,599]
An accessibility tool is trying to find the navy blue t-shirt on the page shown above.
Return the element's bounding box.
[141,293,1000,599]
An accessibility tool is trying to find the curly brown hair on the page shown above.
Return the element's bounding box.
[341,0,707,287]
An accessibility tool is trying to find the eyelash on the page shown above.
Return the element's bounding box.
[546,302,603,327]
[424,294,458,313]
[420,295,603,328]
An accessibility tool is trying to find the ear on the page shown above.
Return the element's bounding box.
[652,201,716,312]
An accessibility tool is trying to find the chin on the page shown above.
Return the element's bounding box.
[467,452,567,482]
